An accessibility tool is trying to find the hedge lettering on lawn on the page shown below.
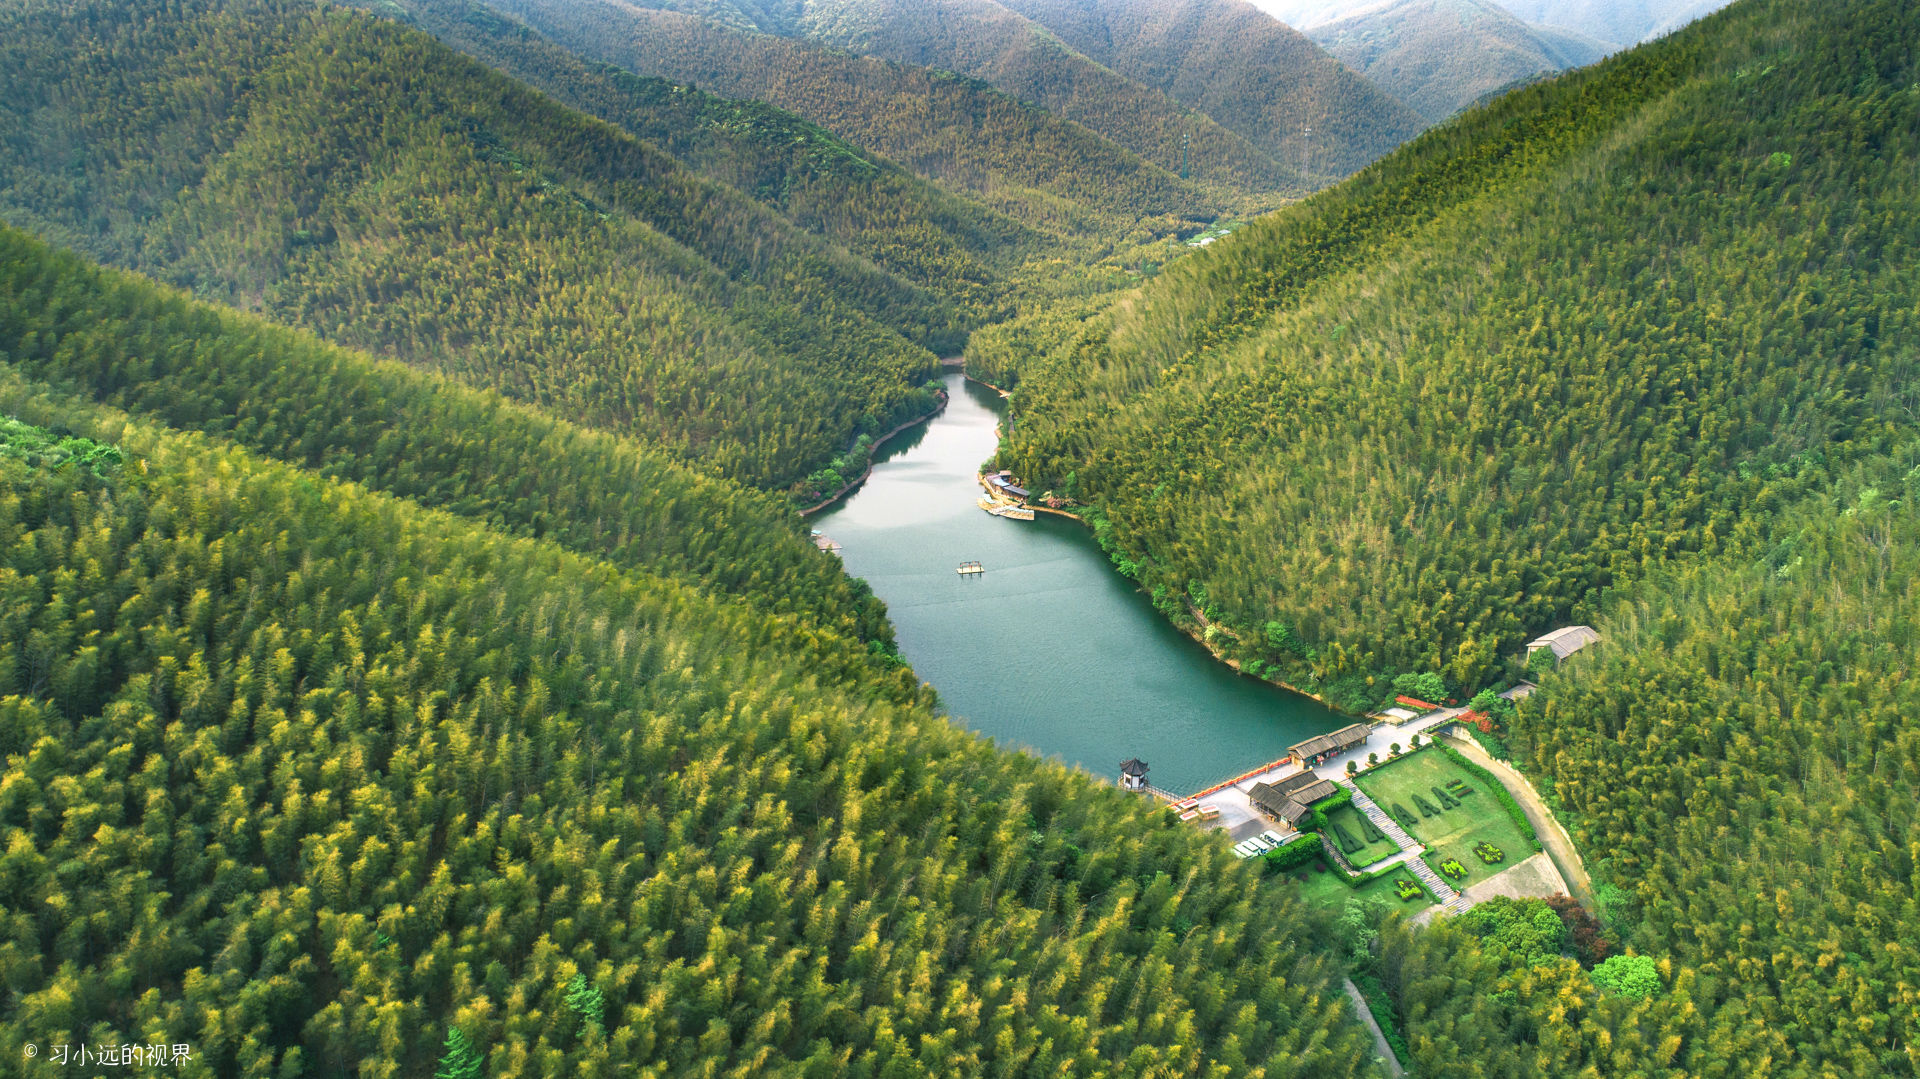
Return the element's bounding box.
[1440,745,1542,850]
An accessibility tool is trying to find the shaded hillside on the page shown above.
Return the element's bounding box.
[998,0,1425,177]
[475,0,1230,234]
[0,0,945,491]
[972,0,1920,703]
[371,0,1041,326]
[0,229,1383,1079]
[1309,0,1613,123]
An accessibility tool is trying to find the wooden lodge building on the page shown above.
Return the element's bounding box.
[1526,625,1600,661]
[1248,771,1337,828]
[987,470,1030,499]
[1285,722,1372,767]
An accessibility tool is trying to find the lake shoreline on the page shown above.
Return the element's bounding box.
[962,360,1349,718]
[798,387,951,517]
[815,371,1346,792]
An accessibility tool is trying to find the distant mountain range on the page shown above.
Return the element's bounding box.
[1306,0,1613,122]
[479,0,1424,190]
[1252,0,1730,45]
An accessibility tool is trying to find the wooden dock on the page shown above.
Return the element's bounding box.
[977,495,1035,521]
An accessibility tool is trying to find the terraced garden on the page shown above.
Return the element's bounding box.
[1354,746,1538,892]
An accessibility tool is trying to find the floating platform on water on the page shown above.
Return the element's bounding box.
[977,495,1035,521]
[956,561,984,575]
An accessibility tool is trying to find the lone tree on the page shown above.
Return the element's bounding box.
[435,1028,484,1079]
[1389,742,1402,757]
[1367,752,1379,766]
[566,974,607,1037]
[1346,760,1358,776]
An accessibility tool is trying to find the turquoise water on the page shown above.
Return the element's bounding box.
[814,373,1347,794]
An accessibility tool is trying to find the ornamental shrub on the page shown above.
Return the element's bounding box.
[1328,820,1363,854]
[1359,814,1386,844]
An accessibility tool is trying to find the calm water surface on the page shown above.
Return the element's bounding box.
[815,373,1346,794]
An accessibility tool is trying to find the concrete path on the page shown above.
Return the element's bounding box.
[1343,783,1467,913]
[1440,731,1594,908]
[1460,852,1570,905]
[1342,978,1405,1078]
[1311,708,1463,784]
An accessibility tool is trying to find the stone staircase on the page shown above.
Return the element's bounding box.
[1343,783,1468,913]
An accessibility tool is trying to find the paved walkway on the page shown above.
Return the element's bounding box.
[1342,782,1467,913]
[1342,978,1405,1078]
[1310,707,1463,784]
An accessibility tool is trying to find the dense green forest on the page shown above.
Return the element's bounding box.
[0,230,1385,1076]
[1370,445,1920,1077]
[5,0,1919,1074]
[0,0,958,491]
[996,0,1426,173]
[361,0,1048,329]
[0,222,896,648]
[976,0,1920,708]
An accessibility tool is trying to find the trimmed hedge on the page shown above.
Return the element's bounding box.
[1261,833,1325,873]
[1309,786,1356,833]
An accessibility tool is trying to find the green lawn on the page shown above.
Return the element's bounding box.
[1285,859,1436,911]
[1354,747,1536,892]
[1321,803,1399,867]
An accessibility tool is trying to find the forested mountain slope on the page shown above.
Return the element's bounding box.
[0,236,1384,1077]
[1375,447,1920,1077]
[366,0,1043,326]
[0,0,947,491]
[971,0,1920,708]
[995,0,1425,176]
[468,0,1234,237]
[0,223,897,648]
[481,0,1306,203]
[1308,0,1613,123]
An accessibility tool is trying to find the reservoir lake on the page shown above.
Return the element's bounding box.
[814,372,1347,794]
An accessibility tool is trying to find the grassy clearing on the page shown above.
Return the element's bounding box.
[1355,747,1534,891]
[1322,802,1399,867]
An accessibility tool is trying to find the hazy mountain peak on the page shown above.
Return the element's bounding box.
[1308,0,1615,122]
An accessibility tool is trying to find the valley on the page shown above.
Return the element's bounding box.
[2,0,1916,1075]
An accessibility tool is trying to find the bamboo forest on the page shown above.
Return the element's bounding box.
[1,0,1916,1075]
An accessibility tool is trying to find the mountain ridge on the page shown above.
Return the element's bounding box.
[1308,0,1613,123]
